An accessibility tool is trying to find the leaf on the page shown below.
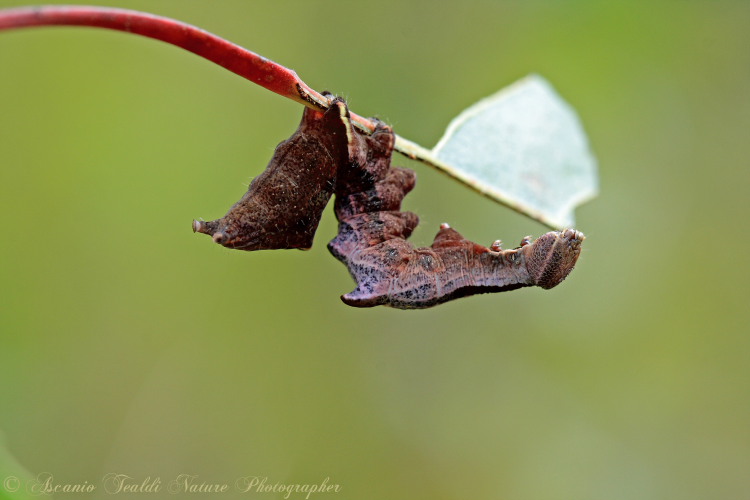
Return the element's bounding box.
[0,8,598,227]
[430,75,598,229]
[0,432,35,500]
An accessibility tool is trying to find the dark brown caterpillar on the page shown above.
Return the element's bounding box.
[327,104,584,308]
[192,99,350,250]
[194,98,584,309]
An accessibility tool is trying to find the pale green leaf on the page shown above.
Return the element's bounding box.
[0,432,35,500]
[430,75,598,229]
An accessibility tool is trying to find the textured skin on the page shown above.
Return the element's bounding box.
[193,101,348,250]
[327,104,585,309]
[196,99,585,308]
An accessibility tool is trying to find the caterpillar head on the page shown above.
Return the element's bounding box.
[522,229,585,289]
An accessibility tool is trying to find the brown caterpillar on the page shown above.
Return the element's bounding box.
[194,98,584,309]
[192,99,349,250]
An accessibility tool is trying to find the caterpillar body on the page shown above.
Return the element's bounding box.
[195,99,584,309]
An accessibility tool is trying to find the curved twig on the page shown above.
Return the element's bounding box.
[0,5,561,228]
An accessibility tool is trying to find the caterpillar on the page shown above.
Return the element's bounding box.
[195,98,584,309]
[192,99,349,250]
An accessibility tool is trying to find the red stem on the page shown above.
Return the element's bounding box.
[0,5,566,228]
[0,5,377,132]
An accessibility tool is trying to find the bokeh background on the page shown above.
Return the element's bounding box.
[1,1,748,499]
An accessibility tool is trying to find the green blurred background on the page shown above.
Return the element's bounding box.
[1,1,748,499]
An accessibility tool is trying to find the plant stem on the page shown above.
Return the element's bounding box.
[0,6,334,108]
[0,5,558,228]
